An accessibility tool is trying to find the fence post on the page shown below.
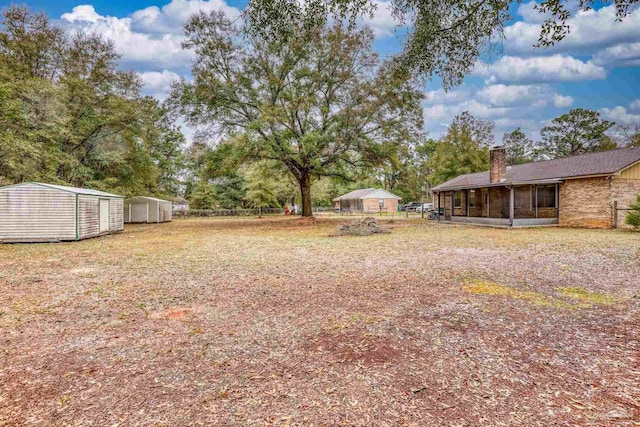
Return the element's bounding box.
[613,201,617,228]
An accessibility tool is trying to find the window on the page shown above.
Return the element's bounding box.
[515,186,532,210]
[469,190,476,208]
[537,185,556,208]
[454,191,462,208]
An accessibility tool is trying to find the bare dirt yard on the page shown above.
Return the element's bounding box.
[1,217,639,426]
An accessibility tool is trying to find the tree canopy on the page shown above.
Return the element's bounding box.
[539,108,616,158]
[0,6,185,197]
[244,0,638,88]
[502,128,535,165]
[613,124,640,147]
[427,112,491,185]
[172,11,423,216]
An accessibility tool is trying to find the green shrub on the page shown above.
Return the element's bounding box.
[625,194,640,230]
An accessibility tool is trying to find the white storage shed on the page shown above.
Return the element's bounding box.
[124,197,172,223]
[0,182,124,243]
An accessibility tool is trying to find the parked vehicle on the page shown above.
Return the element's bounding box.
[415,203,434,213]
[403,202,423,212]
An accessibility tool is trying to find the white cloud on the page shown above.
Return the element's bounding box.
[423,87,472,105]
[517,2,549,24]
[140,70,181,99]
[354,0,398,38]
[61,5,101,23]
[424,99,512,122]
[517,1,581,24]
[505,4,640,56]
[423,99,550,140]
[131,0,241,35]
[474,55,607,84]
[61,6,192,70]
[476,84,553,107]
[630,99,640,111]
[553,94,574,108]
[592,42,640,67]
[600,105,640,125]
[422,82,576,139]
[60,1,241,71]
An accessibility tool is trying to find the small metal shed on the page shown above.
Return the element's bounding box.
[124,197,172,223]
[0,182,124,243]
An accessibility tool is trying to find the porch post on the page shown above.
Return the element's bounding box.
[437,192,441,222]
[466,189,470,216]
[486,189,490,218]
[509,186,515,227]
[556,183,560,221]
[451,191,455,217]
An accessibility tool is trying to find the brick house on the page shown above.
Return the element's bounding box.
[431,146,640,228]
[333,188,401,213]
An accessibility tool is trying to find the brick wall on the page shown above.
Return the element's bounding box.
[537,207,558,219]
[434,174,639,228]
[559,177,612,228]
[611,177,640,229]
[362,198,398,213]
[490,147,506,183]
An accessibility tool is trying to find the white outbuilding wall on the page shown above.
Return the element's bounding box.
[0,182,124,243]
[124,197,172,223]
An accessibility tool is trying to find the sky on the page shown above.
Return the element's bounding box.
[3,0,640,142]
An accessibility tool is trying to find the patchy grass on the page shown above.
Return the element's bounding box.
[462,280,624,309]
[463,279,581,308]
[558,286,621,306]
[0,217,639,426]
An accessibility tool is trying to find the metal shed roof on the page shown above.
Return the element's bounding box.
[1,182,123,198]
[125,196,172,203]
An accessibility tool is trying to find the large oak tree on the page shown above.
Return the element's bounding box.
[172,12,422,216]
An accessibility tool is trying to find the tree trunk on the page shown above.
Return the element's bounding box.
[298,171,313,217]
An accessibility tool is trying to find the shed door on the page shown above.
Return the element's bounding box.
[131,203,148,223]
[99,199,110,232]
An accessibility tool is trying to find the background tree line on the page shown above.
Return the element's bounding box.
[425,108,639,188]
[0,6,185,197]
[2,5,639,210]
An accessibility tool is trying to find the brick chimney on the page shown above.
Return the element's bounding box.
[489,145,507,183]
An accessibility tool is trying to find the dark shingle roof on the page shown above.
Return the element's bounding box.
[432,147,640,191]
